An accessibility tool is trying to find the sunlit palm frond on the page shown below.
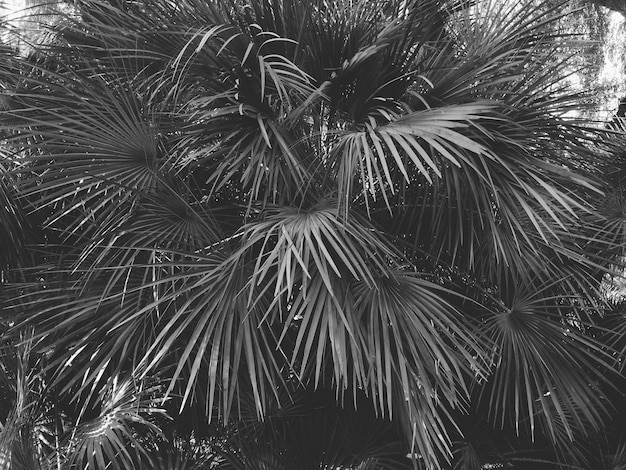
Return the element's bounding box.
[67,375,165,470]
[333,102,500,214]
[240,198,396,296]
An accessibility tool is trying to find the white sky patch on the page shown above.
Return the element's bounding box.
[599,12,625,83]
[597,10,626,120]
[1,0,27,50]
[1,0,25,24]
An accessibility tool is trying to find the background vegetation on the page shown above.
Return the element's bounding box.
[2,0,626,469]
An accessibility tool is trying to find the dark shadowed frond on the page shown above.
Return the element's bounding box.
[480,275,615,442]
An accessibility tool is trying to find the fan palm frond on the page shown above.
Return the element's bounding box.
[481,276,615,442]
[67,375,165,470]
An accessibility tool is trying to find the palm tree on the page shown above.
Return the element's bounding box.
[1,0,625,468]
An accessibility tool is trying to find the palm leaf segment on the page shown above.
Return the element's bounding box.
[67,376,164,470]
[0,0,619,467]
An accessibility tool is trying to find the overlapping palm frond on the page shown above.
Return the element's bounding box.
[481,276,613,436]
[0,330,53,470]
[384,0,604,276]
[1,0,625,468]
[63,375,165,470]
[0,157,27,268]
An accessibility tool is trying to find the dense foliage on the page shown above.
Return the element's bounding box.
[2,0,626,468]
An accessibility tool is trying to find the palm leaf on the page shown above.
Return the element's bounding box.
[240,199,396,296]
[480,276,615,443]
[67,375,165,470]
